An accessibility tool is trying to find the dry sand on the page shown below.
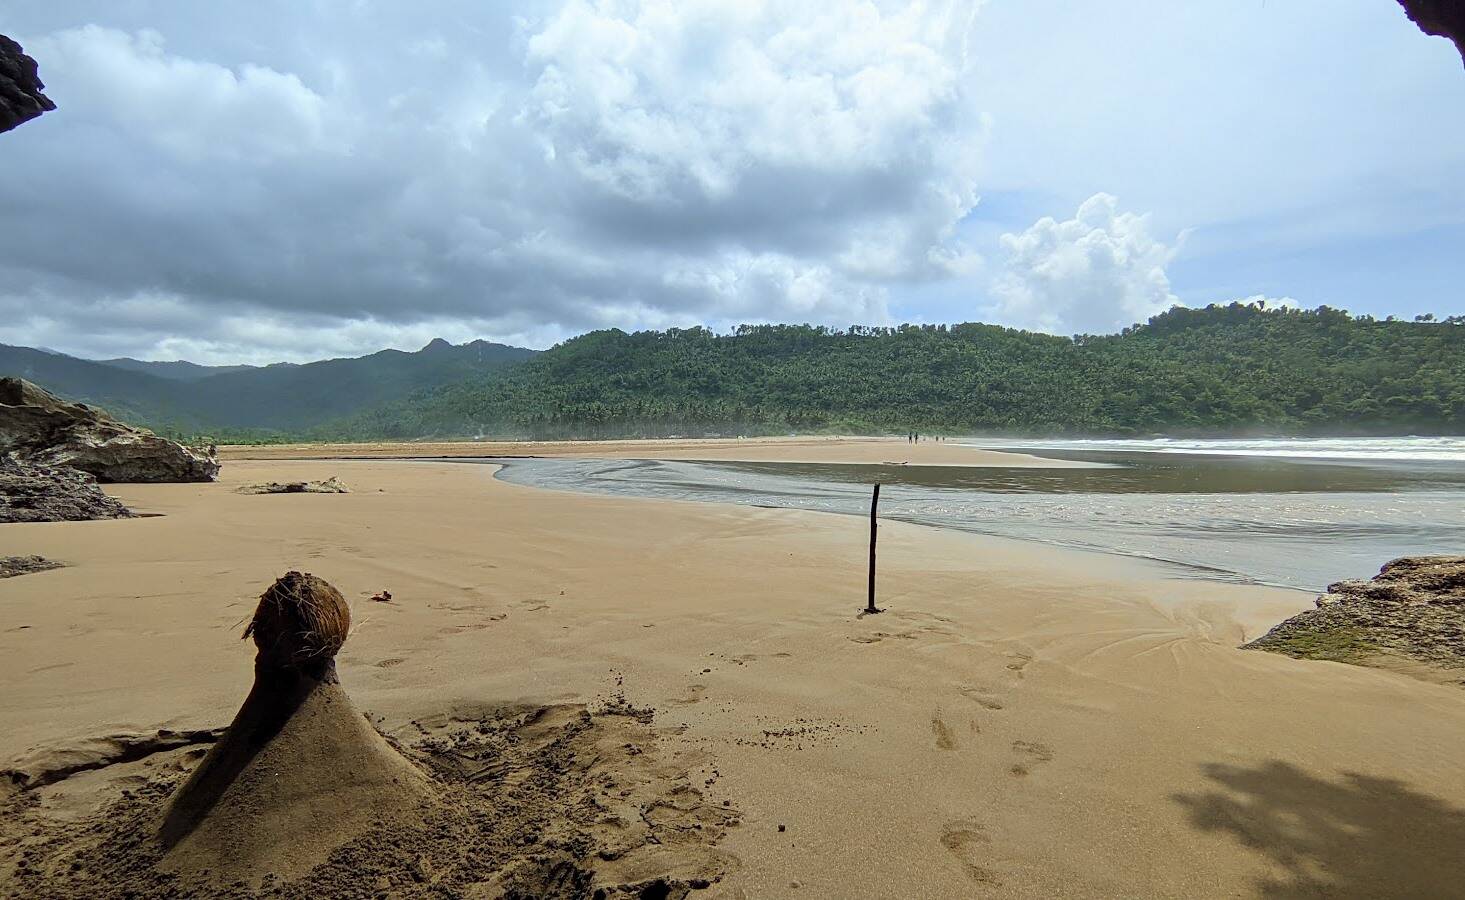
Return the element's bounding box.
[221,435,1100,468]
[4,450,1465,896]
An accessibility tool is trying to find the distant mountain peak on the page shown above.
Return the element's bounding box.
[421,338,454,352]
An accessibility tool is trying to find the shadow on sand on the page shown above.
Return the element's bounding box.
[1174,760,1465,898]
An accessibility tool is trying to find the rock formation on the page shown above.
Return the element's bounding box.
[0,377,219,483]
[0,35,54,135]
[0,555,64,578]
[0,454,134,523]
[1397,0,1465,66]
[1246,556,1465,674]
[238,476,349,494]
[158,571,436,882]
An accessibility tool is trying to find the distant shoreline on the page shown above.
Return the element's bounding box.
[219,435,1101,468]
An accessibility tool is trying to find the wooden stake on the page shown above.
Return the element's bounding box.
[865,483,882,615]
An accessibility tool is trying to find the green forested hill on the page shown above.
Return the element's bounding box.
[328,305,1465,440]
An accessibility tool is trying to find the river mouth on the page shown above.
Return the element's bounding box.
[452,441,1465,593]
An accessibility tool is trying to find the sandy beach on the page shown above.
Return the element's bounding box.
[5,444,1465,896]
[221,435,1100,468]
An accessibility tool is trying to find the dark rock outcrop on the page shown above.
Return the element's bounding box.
[0,35,55,135]
[1246,556,1465,674]
[1397,0,1465,66]
[0,555,64,578]
[0,454,134,523]
[1,377,219,483]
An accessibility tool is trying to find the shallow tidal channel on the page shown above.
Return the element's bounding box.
[464,443,1465,592]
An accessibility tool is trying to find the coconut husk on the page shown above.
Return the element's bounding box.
[242,570,351,672]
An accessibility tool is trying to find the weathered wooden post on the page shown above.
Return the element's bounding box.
[865,483,883,615]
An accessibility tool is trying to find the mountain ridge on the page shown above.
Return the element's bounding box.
[94,358,261,381]
[0,338,538,434]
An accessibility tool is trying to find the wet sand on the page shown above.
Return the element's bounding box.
[5,457,1465,896]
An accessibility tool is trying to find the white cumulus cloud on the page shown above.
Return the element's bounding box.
[520,0,985,278]
[2,2,987,362]
[989,193,1185,335]
[29,26,329,161]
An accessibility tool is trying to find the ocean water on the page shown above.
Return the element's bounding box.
[476,438,1465,592]
[967,436,1465,463]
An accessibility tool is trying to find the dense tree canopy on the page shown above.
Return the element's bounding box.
[322,304,1465,440]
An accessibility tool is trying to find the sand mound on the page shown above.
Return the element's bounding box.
[3,704,739,897]
[157,571,435,883]
[2,572,739,897]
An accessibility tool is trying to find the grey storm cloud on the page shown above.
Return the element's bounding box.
[0,1,987,363]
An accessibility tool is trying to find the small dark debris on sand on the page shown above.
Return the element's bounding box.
[0,555,63,579]
[1246,556,1465,676]
[370,590,392,602]
[237,476,348,495]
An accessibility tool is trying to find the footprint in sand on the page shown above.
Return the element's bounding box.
[850,631,919,644]
[889,610,958,635]
[958,686,1005,711]
[941,820,999,884]
[1009,740,1053,777]
[437,623,492,635]
[1004,652,1034,678]
[931,710,958,750]
[374,658,405,668]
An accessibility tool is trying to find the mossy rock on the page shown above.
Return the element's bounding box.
[1254,626,1381,663]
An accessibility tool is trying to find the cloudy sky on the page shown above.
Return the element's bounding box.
[2,1,1462,364]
